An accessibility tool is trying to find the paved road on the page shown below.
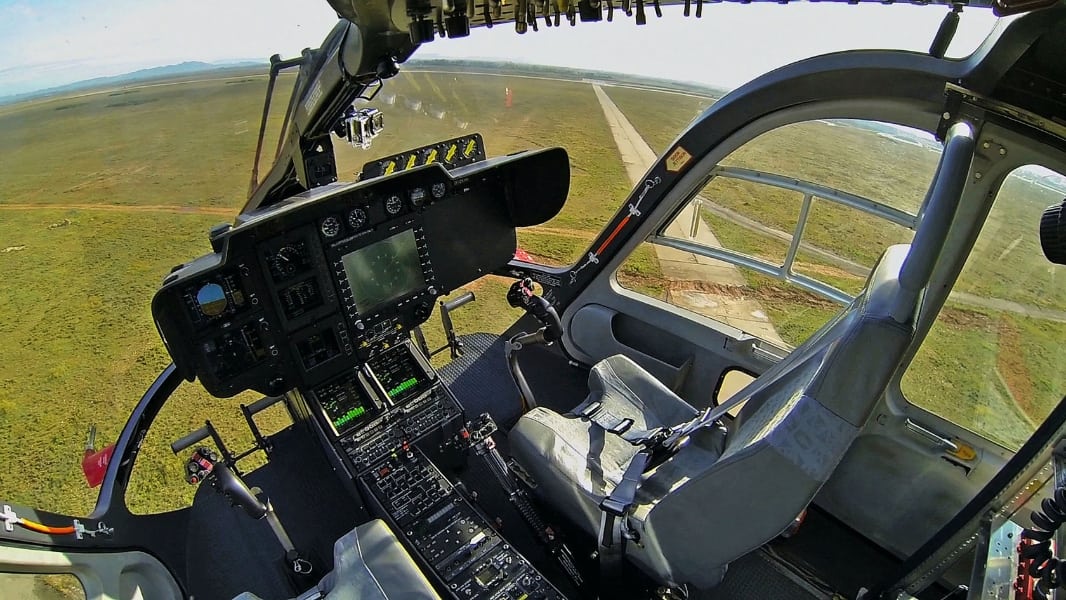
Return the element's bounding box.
[592,84,785,346]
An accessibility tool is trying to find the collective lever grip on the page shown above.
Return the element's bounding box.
[185,447,268,520]
[213,461,269,520]
[507,278,562,342]
[442,291,476,313]
[171,426,211,454]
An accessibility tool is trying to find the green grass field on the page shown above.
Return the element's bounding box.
[1,65,1064,521]
[0,69,633,515]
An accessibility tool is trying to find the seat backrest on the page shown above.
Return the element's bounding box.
[630,244,918,589]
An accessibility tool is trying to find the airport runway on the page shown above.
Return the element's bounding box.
[592,83,786,347]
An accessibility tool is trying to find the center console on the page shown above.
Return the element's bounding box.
[310,341,563,600]
[363,447,562,600]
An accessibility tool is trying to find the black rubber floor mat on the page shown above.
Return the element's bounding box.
[440,332,590,429]
[693,549,826,600]
[770,507,908,599]
[184,425,367,600]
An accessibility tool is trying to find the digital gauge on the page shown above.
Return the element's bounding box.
[183,270,248,325]
[279,278,323,320]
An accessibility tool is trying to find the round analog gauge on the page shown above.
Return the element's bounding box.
[385,194,403,215]
[271,245,301,278]
[348,207,368,230]
[320,216,341,238]
[431,182,447,199]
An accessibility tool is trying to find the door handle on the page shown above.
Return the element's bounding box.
[905,418,960,454]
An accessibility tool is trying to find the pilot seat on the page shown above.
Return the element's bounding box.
[509,244,922,589]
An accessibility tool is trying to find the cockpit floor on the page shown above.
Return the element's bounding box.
[184,425,368,600]
[439,330,592,427]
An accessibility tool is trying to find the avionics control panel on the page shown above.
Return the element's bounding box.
[362,448,564,600]
[152,147,569,398]
[310,342,463,474]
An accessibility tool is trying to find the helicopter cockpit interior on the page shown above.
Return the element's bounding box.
[3,0,1066,599]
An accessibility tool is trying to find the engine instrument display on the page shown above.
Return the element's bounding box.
[315,371,379,434]
[341,229,426,314]
[296,329,340,370]
[367,343,433,404]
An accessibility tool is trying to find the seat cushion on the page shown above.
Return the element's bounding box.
[581,355,701,427]
[509,355,700,537]
[317,520,439,599]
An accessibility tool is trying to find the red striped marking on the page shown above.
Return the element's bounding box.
[596,215,631,255]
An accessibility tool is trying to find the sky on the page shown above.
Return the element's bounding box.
[0,0,1003,96]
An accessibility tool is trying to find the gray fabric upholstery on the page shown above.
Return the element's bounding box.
[510,355,728,587]
[234,519,440,600]
[509,244,919,589]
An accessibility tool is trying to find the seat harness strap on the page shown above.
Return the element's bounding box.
[585,389,750,587]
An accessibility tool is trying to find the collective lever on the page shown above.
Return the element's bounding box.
[182,446,314,577]
[452,414,586,591]
[505,278,564,413]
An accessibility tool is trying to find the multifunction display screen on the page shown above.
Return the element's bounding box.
[315,372,377,434]
[341,229,425,314]
[368,344,432,404]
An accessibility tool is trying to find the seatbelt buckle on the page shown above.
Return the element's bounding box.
[599,496,629,517]
[577,400,603,418]
[607,418,634,435]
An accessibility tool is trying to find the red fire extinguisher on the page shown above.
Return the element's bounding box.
[81,425,115,488]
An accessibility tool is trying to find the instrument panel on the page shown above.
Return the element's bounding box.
[152,146,570,398]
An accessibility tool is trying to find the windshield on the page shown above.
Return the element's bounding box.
[0,0,1001,520]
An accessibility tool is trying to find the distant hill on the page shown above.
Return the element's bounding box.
[2,57,723,108]
[0,60,266,106]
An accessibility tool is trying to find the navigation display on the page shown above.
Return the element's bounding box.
[342,230,425,314]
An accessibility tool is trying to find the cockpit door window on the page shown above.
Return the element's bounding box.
[901,165,1066,450]
[616,118,935,352]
